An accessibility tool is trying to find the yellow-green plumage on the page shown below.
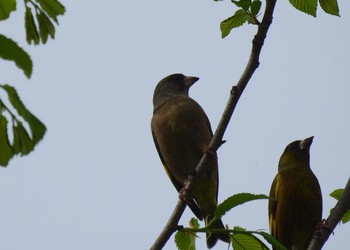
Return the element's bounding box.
[269,137,322,250]
[151,74,229,248]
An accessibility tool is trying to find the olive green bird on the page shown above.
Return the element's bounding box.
[269,136,322,250]
[151,73,230,248]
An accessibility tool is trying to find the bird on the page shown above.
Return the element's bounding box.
[268,136,322,250]
[151,73,230,248]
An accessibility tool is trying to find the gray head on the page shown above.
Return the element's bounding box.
[153,73,199,110]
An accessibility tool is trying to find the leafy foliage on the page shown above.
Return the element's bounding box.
[289,0,318,17]
[330,189,350,223]
[24,0,65,45]
[0,0,65,166]
[217,0,339,38]
[231,227,269,250]
[319,0,340,16]
[214,193,269,219]
[0,0,16,20]
[173,193,285,249]
[219,0,261,38]
[0,35,33,78]
[289,0,340,16]
[0,85,47,166]
[175,218,199,250]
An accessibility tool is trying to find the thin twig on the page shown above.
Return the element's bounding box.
[150,1,277,249]
[307,177,350,250]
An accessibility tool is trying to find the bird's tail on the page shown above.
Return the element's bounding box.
[205,215,230,249]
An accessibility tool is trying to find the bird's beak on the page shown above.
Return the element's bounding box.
[184,76,199,87]
[300,136,314,150]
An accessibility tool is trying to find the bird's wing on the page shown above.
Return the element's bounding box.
[202,111,220,203]
[268,176,278,239]
[151,128,203,220]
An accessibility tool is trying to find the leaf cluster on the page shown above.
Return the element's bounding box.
[0,0,65,166]
[0,85,46,166]
[24,0,65,45]
[175,193,288,250]
[217,0,340,38]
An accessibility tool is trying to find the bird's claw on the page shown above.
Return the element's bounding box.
[316,219,334,234]
[202,146,217,158]
[179,187,190,202]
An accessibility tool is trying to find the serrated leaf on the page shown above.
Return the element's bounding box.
[257,231,287,250]
[231,227,266,250]
[220,10,250,38]
[0,34,33,78]
[215,193,268,218]
[319,0,340,16]
[250,234,270,250]
[330,189,343,200]
[36,10,56,44]
[289,0,317,17]
[175,229,196,250]
[25,7,40,45]
[13,121,34,155]
[250,0,262,16]
[35,0,65,24]
[232,0,251,11]
[0,85,46,146]
[0,0,16,20]
[0,115,14,166]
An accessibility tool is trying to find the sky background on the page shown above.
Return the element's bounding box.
[0,0,349,249]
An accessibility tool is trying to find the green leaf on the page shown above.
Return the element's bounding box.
[0,85,46,146]
[13,121,34,155]
[0,115,14,166]
[0,0,16,20]
[36,10,56,44]
[289,0,317,17]
[250,0,262,16]
[341,210,350,224]
[189,218,200,230]
[175,230,197,250]
[35,0,65,24]
[232,0,251,11]
[0,34,33,78]
[175,218,199,250]
[329,189,350,224]
[319,0,340,16]
[257,231,287,250]
[215,193,268,218]
[25,6,40,45]
[231,227,269,250]
[330,189,343,200]
[220,10,250,38]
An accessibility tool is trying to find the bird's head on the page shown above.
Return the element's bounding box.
[153,73,199,110]
[278,136,314,171]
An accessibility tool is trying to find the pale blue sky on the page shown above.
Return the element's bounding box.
[0,1,349,249]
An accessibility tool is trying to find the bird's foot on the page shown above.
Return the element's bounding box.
[202,146,217,158]
[179,187,190,202]
[316,219,334,234]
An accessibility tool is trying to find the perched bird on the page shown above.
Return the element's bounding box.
[269,136,322,250]
[151,73,230,248]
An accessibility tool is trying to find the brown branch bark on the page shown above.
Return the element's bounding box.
[307,177,350,250]
[150,1,277,249]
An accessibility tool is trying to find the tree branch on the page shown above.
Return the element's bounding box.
[307,177,350,250]
[150,1,277,249]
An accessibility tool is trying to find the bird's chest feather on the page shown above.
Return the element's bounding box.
[151,97,214,182]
